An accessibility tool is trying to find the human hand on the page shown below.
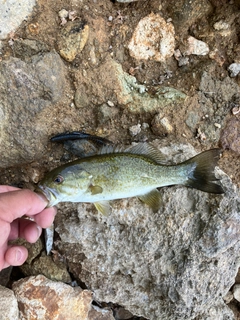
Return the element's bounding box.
[0,186,57,271]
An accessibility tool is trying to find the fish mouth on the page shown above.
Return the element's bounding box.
[36,185,59,207]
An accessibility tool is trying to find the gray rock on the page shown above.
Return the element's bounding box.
[129,124,141,136]
[185,111,200,130]
[11,39,49,59]
[98,103,119,124]
[198,72,240,143]
[0,0,36,40]
[0,51,66,168]
[54,142,239,320]
[0,285,19,319]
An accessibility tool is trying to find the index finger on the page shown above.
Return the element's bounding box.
[0,189,48,223]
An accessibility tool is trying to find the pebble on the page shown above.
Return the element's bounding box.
[142,122,149,130]
[196,128,206,141]
[185,36,209,56]
[58,9,69,19]
[214,123,221,129]
[232,106,240,115]
[98,104,119,123]
[107,100,114,107]
[213,20,230,31]
[58,20,89,62]
[233,284,240,302]
[209,49,225,67]
[151,114,173,136]
[129,124,141,136]
[228,63,240,77]
[223,291,234,304]
[174,49,190,66]
[128,13,175,62]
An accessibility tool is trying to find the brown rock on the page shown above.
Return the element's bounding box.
[58,20,89,62]
[12,275,92,320]
[220,116,240,155]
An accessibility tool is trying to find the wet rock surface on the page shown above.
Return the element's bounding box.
[0,0,239,319]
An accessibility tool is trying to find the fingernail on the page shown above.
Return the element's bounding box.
[37,225,42,238]
[15,249,22,262]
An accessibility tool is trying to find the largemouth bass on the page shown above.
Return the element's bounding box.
[37,143,224,215]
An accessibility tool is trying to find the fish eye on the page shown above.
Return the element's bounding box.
[53,174,64,184]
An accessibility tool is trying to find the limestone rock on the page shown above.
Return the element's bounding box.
[0,285,19,320]
[54,142,239,319]
[128,13,175,62]
[0,51,66,168]
[0,0,36,40]
[12,275,93,320]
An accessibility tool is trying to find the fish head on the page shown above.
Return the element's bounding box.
[37,163,92,207]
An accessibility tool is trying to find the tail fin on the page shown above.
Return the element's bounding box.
[183,149,224,194]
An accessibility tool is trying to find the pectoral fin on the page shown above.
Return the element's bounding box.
[138,189,162,213]
[94,201,111,216]
[89,184,103,195]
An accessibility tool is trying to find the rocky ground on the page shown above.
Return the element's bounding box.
[0,0,240,319]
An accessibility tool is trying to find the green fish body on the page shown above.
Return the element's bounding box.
[37,143,224,215]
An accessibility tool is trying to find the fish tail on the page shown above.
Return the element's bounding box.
[183,149,224,194]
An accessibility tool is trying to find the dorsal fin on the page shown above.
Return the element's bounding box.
[97,142,167,164]
[125,143,167,164]
[98,145,124,155]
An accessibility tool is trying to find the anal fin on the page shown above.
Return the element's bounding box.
[138,189,162,213]
[94,201,111,216]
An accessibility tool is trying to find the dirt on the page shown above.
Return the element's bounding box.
[0,0,240,319]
